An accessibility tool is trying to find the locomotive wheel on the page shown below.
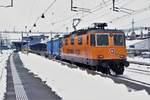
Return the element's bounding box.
[117,66,124,75]
[109,63,120,76]
[109,65,124,76]
[109,69,116,76]
[98,66,110,75]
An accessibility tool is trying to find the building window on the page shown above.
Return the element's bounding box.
[78,35,82,45]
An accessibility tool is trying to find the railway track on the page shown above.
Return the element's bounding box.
[126,63,150,76]
[129,60,150,66]
[127,67,150,73]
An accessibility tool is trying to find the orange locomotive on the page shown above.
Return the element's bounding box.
[61,23,129,75]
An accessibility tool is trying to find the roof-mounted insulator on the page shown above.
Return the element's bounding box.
[93,23,108,29]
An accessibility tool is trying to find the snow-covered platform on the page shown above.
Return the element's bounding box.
[18,52,150,100]
[4,53,61,100]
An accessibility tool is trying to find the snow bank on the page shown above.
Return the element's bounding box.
[19,53,150,100]
[0,50,13,100]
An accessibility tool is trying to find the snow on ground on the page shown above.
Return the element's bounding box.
[19,52,150,100]
[0,50,13,100]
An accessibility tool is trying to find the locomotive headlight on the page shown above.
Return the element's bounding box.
[119,55,126,59]
[98,55,104,59]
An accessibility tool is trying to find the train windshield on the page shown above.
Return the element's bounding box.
[113,34,125,46]
[96,34,109,46]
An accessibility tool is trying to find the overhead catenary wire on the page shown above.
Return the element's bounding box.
[73,0,150,30]
[54,0,123,31]
[51,0,114,27]
[62,0,150,32]
[29,0,150,32]
[119,16,150,28]
[29,0,117,32]
[27,0,38,27]
[108,4,150,24]
[29,0,56,31]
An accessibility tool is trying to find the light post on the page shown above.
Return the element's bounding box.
[26,26,29,55]
[21,32,23,51]
[0,33,3,54]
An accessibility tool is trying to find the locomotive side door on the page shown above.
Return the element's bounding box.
[85,33,90,65]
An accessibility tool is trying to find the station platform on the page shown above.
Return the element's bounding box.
[4,53,61,100]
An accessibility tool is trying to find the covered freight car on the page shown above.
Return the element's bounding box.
[47,38,62,59]
[30,43,47,56]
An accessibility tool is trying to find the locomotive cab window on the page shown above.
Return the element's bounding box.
[90,34,95,46]
[113,34,125,46]
[96,34,109,46]
[78,35,82,45]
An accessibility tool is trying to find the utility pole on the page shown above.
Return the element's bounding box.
[21,32,23,51]
[132,18,135,33]
[50,31,53,56]
[11,0,13,7]
[112,0,116,11]
[26,26,29,55]
[0,33,2,54]
[130,18,136,40]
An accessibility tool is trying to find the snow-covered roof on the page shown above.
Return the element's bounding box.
[126,39,150,50]
[126,39,144,46]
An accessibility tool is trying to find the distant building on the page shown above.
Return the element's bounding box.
[12,35,49,51]
[12,41,27,51]
[126,38,150,53]
[22,35,49,46]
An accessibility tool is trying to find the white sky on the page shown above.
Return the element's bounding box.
[0,0,150,39]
